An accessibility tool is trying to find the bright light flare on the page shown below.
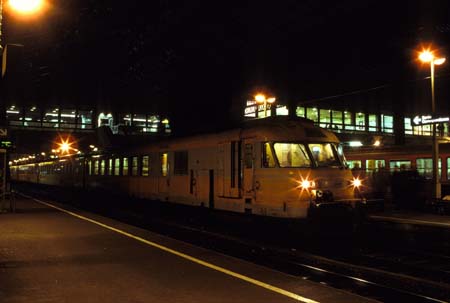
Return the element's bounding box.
[296,175,316,192]
[8,0,43,14]
[351,177,362,188]
[267,97,276,103]
[434,57,446,65]
[56,136,76,155]
[419,50,433,63]
[255,94,266,103]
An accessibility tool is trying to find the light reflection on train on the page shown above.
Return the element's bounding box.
[11,117,365,219]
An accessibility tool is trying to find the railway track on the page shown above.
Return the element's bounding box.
[16,184,450,303]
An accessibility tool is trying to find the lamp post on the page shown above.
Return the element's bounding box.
[419,49,446,200]
[255,93,276,118]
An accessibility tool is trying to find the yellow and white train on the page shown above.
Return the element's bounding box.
[11,117,364,219]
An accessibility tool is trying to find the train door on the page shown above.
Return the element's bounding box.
[243,143,255,206]
[158,152,170,199]
[217,141,241,198]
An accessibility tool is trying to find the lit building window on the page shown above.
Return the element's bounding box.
[366,159,385,171]
[368,114,378,132]
[60,109,76,129]
[141,156,150,176]
[332,110,343,129]
[100,159,106,175]
[296,106,305,118]
[276,105,289,116]
[344,111,354,130]
[347,160,361,169]
[404,118,413,135]
[319,109,331,128]
[43,108,59,128]
[77,110,93,129]
[389,160,411,171]
[108,158,113,175]
[356,113,365,131]
[306,108,318,122]
[381,115,393,133]
[7,105,22,126]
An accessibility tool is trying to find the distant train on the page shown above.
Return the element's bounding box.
[10,117,365,219]
[344,143,450,197]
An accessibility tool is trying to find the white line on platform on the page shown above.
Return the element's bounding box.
[370,215,450,228]
[25,195,319,303]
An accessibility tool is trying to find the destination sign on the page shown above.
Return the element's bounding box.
[412,115,450,126]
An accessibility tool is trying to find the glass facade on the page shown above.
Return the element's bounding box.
[306,107,318,122]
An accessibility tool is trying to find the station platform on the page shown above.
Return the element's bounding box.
[0,196,377,303]
[369,209,450,229]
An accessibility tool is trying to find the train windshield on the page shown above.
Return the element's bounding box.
[273,143,311,167]
[308,143,341,167]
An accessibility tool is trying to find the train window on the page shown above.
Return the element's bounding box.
[366,160,385,171]
[274,143,311,168]
[389,160,411,172]
[100,159,106,175]
[174,151,188,175]
[94,160,99,175]
[347,160,361,169]
[308,143,340,167]
[161,153,168,177]
[114,158,120,176]
[88,161,92,175]
[417,158,441,179]
[306,108,318,122]
[262,143,276,168]
[123,157,129,176]
[141,156,150,176]
[131,156,139,176]
[108,158,113,175]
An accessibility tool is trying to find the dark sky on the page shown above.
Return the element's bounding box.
[4,0,450,134]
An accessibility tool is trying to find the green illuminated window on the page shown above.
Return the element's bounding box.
[356,113,365,131]
[389,160,411,171]
[306,108,318,122]
[114,158,120,176]
[347,160,361,169]
[332,110,343,129]
[416,158,441,179]
[122,157,129,176]
[100,159,105,175]
[94,160,99,175]
[344,111,354,130]
[404,118,413,135]
[368,114,378,132]
[108,158,113,175]
[382,115,393,133]
[296,106,305,118]
[366,159,385,170]
[319,109,331,128]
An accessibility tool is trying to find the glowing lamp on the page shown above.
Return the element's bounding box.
[9,0,43,14]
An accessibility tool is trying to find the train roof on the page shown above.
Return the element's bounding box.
[133,117,340,152]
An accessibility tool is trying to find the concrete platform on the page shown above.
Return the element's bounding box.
[0,196,377,303]
[369,211,450,228]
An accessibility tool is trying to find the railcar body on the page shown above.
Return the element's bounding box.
[11,118,363,219]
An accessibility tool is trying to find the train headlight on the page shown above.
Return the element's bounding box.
[300,179,316,190]
[351,177,362,188]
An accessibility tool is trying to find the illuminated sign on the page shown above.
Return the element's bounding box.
[0,141,12,148]
[412,115,450,126]
[244,100,272,118]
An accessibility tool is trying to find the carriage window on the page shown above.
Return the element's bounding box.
[174,151,188,175]
[108,158,113,175]
[114,158,120,176]
[100,159,106,175]
[94,160,99,175]
[123,157,129,176]
[347,160,362,169]
[366,159,385,171]
[389,160,411,171]
[273,143,311,167]
[131,156,138,176]
[262,143,276,168]
[308,143,340,167]
[141,156,150,176]
[88,161,92,175]
[416,158,441,179]
[161,153,168,177]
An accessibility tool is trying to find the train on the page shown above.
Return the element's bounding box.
[344,143,450,203]
[10,117,365,219]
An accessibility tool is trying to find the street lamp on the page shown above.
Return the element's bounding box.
[418,49,446,200]
[255,93,276,118]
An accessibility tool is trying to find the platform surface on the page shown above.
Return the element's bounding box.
[0,196,377,303]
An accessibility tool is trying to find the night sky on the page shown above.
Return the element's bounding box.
[4,0,450,135]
